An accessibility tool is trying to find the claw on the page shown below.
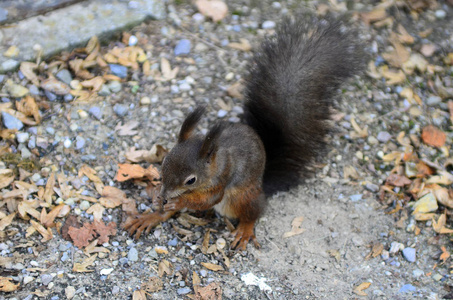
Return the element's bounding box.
[123,211,176,239]
[230,221,260,250]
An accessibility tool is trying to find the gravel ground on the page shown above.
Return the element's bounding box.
[1,0,453,299]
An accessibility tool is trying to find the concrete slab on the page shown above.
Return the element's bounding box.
[0,0,166,73]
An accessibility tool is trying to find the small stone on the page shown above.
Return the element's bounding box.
[2,111,23,130]
[98,84,111,96]
[89,106,102,120]
[365,183,379,192]
[112,286,120,294]
[262,20,276,29]
[65,286,76,299]
[107,81,122,93]
[28,85,40,96]
[0,7,8,23]
[217,109,228,118]
[61,252,69,262]
[16,132,29,143]
[109,64,128,78]
[389,242,404,254]
[56,69,73,85]
[381,250,389,260]
[128,247,138,262]
[113,104,128,116]
[21,147,32,159]
[44,90,57,101]
[399,284,416,293]
[128,35,138,46]
[412,193,438,213]
[78,110,88,119]
[168,238,178,247]
[216,238,226,250]
[64,94,73,102]
[177,287,191,295]
[41,274,53,285]
[23,276,34,285]
[100,268,114,275]
[433,273,443,281]
[174,39,191,56]
[200,269,207,277]
[64,139,72,148]
[46,127,55,135]
[426,95,442,106]
[349,194,363,202]
[377,131,392,143]
[75,136,85,150]
[140,97,151,105]
[435,10,447,19]
[402,247,416,263]
[31,173,41,182]
[79,200,90,211]
[412,269,424,278]
[2,59,19,71]
[179,82,191,91]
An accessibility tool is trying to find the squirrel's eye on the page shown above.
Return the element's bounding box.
[184,176,197,185]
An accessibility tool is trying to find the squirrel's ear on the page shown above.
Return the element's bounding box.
[178,106,206,143]
[199,122,226,160]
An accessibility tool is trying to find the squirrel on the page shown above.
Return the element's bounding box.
[124,17,364,250]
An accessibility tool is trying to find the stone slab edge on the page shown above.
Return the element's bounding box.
[0,0,166,73]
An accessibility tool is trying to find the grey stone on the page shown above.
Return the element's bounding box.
[28,85,40,95]
[177,287,191,295]
[217,109,228,118]
[21,147,32,159]
[168,238,178,247]
[109,65,128,78]
[174,39,191,56]
[349,194,363,202]
[426,95,442,106]
[98,84,111,96]
[262,20,276,29]
[412,269,424,278]
[112,286,120,294]
[179,82,191,91]
[107,81,122,93]
[399,284,416,293]
[44,90,57,101]
[127,248,138,262]
[16,132,30,143]
[402,247,416,262]
[0,0,165,73]
[200,269,207,277]
[365,183,379,192]
[64,94,73,102]
[113,104,128,116]
[1,59,19,71]
[89,106,102,120]
[377,131,392,143]
[46,127,55,135]
[2,111,24,130]
[76,136,86,150]
[0,8,8,23]
[56,69,73,85]
[41,274,53,285]
[435,10,447,19]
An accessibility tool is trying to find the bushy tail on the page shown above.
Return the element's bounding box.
[243,17,365,191]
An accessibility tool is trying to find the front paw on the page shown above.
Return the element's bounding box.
[163,198,184,211]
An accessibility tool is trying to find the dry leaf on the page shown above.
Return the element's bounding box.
[158,260,172,277]
[360,7,387,25]
[366,243,384,259]
[41,203,65,227]
[433,214,453,234]
[30,220,53,242]
[202,229,211,254]
[79,165,103,194]
[226,80,244,100]
[142,276,163,293]
[0,277,20,292]
[116,164,146,182]
[84,239,110,256]
[42,172,56,206]
[380,66,406,85]
[196,0,228,22]
[201,262,224,272]
[41,78,71,95]
[386,174,411,187]
[132,290,147,300]
[195,282,222,300]
[420,44,436,57]
[20,62,39,86]
[440,246,450,263]
[73,254,97,273]
[126,145,168,163]
[86,203,105,221]
[179,213,209,226]
[0,169,14,189]
[343,165,359,180]
[432,186,453,208]
[426,171,453,185]
[421,125,446,147]
[283,216,305,238]
[350,117,368,138]
[0,213,15,231]
[100,186,126,208]
[160,57,179,81]
[115,121,139,136]
[16,96,41,124]
[228,38,252,51]
[68,223,96,248]
[353,282,371,296]
[93,220,117,244]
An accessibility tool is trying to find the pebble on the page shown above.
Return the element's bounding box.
[174,39,191,56]
[16,132,29,143]
[44,90,58,101]
[168,238,178,247]
[349,194,363,202]
[179,82,191,91]
[128,247,138,262]
[140,96,151,105]
[2,111,24,130]
[46,127,55,135]
[64,139,72,148]
[177,287,191,295]
[112,286,120,294]
[200,269,207,277]
[65,286,76,299]
[365,183,379,192]
[192,13,205,22]
[128,35,138,46]
[56,69,73,85]
[389,242,404,254]
[113,104,129,116]
[21,147,32,159]
[61,252,69,262]
[433,273,443,281]
[29,85,40,95]
[31,173,41,182]
[75,136,86,149]
[100,268,114,275]
[2,59,19,71]
[109,64,128,78]
[217,109,228,118]
[89,106,102,120]
[426,95,442,106]
[23,276,34,285]
[398,284,416,293]
[107,81,122,93]
[402,247,416,262]
[98,84,111,96]
[79,200,90,211]
[435,10,447,19]
[64,94,73,102]
[376,131,391,143]
[41,274,53,285]
[262,20,276,29]
[412,269,424,278]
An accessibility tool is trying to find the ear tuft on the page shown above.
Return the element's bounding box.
[199,122,228,159]
[178,106,206,143]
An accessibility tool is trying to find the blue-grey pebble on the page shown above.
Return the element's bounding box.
[168,238,178,247]
[2,111,23,130]
[44,90,57,101]
[174,39,191,56]
[76,136,86,150]
[402,247,416,262]
[398,284,416,293]
[107,81,122,93]
[56,69,73,85]
[113,104,128,116]
[41,274,53,285]
[89,106,102,120]
[177,287,191,295]
[109,64,128,78]
[377,131,392,143]
[128,247,138,262]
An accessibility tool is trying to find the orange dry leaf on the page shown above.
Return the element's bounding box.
[42,172,56,206]
[421,125,446,147]
[93,220,117,244]
[0,169,14,189]
[440,246,450,263]
[283,216,305,238]
[195,282,222,300]
[16,96,41,123]
[0,277,20,292]
[433,214,453,234]
[73,254,97,273]
[100,186,126,208]
[0,213,15,231]
[201,262,224,272]
[41,203,65,227]
[116,164,146,182]
[385,174,411,187]
[30,220,53,242]
[68,223,96,248]
[353,282,371,296]
[132,290,147,300]
[195,0,228,22]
